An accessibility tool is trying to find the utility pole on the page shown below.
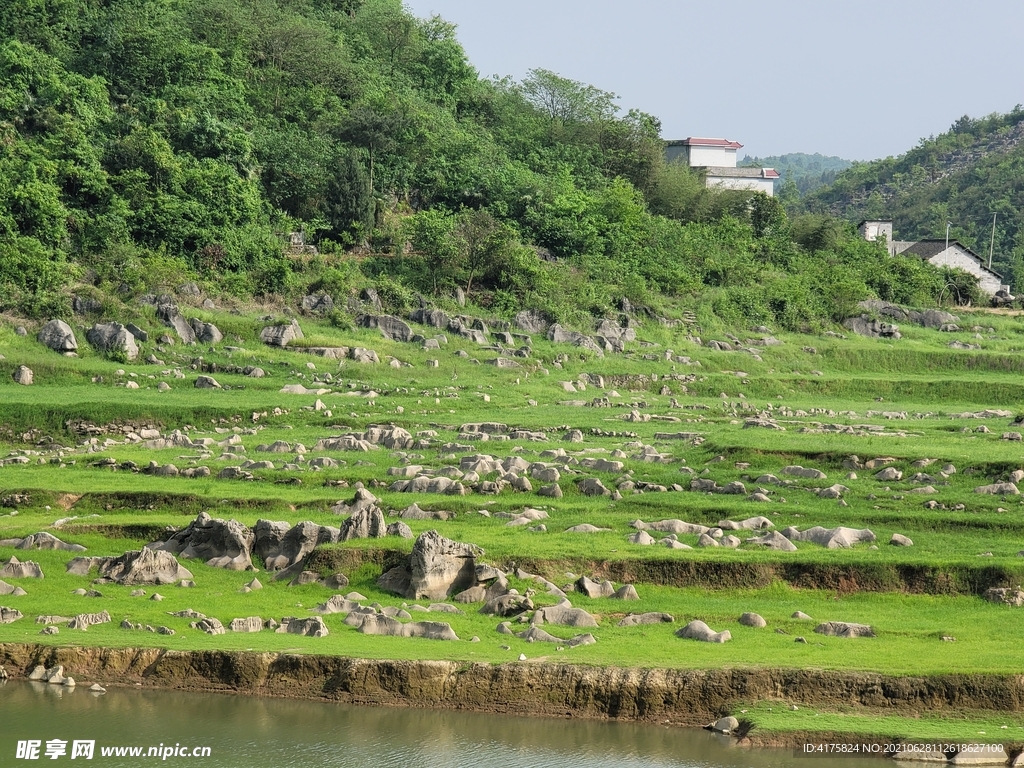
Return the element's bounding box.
[989,212,997,269]
[946,221,952,252]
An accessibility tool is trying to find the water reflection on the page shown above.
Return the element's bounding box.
[0,680,890,768]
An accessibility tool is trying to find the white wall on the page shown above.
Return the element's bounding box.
[928,246,1002,296]
[687,145,737,168]
[705,174,775,196]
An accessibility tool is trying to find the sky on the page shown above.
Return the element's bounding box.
[401,0,1024,161]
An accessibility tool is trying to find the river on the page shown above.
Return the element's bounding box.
[0,679,890,767]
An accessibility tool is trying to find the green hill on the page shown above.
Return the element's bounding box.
[739,152,851,196]
[0,0,988,327]
[801,108,1024,290]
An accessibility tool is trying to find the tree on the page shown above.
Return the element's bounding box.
[454,208,510,295]
[519,68,618,125]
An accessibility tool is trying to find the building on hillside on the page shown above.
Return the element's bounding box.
[664,137,779,196]
[859,219,1010,299]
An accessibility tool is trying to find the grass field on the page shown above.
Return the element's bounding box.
[4,301,1024,736]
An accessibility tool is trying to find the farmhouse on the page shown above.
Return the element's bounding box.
[664,137,779,196]
[859,219,1010,299]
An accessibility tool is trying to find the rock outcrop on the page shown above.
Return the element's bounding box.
[377,530,481,601]
[154,513,255,570]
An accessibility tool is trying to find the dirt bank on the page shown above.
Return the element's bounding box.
[3,643,1024,731]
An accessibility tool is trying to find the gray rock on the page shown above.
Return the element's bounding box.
[738,612,767,628]
[814,621,875,638]
[301,294,334,314]
[12,366,33,385]
[575,576,615,598]
[513,310,549,334]
[782,526,876,549]
[1,556,44,579]
[157,304,197,344]
[617,612,673,627]
[258,520,338,572]
[190,618,226,635]
[67,549,193,585]
[890,533,914,547]
[85,322,139,360]
[1,532,85,552]
[577,478,611,496]
[37,319,77,352]
[533,601,598,628]
[975,482,1020,495]
[194,375,221,389]
[229,617,265,633]
[357,314,414,342]
[189,319,223,344]
[339,504,388,541]
[744,531,798,552]
[0,606,24,624]
[154,512,254,570]
[675,619,731,643]
[711,716,740,734]
[260,319,304,347]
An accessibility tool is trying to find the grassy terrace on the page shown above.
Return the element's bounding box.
[3,304,1024,734]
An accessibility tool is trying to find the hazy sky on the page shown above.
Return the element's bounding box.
[402,0,1024,161]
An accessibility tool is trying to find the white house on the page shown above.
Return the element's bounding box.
[859,219,1009,298]
[664,137,779,196]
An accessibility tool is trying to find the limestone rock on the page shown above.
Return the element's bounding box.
[257,520,338,572]
[1,532,85,552]
[338,504,388,541]
[814,621,875,638]
[357,313,414,342]
[0,606,24,624]
[405,530,482,601]
[195,375,221,389]
[738,612,767,628]
[745,531,798,552]
[577,478,611,496]
[975,482,1020,495]
[86,322,139,360]
[37,319,78,352]
[229,616,265,633]
[189,319,223,344]
[711,716,740,734]
[676,619,731,643]
[533,601,598,628]
[260,319,304,347]
[1,556,44,579]
[154,512,255,570]
[190,618,226,635]
[69,548,193,585]
[782,526,876,549]
[12,366,33,385]
[617,612,673,627]
[890,533,914,547]
[575,576,615,598]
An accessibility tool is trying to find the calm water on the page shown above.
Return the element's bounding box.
[0,679,888,768]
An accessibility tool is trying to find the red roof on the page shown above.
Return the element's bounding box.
[682,137,743,149]
[762,168,780,178]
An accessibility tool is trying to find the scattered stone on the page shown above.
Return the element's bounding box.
[676,619,731,643]
[814,621,875,638]
[738,612,767,628]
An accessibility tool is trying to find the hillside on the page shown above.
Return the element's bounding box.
[0,0,987,330]
[802,108,1024,290]
[739,152,851,196]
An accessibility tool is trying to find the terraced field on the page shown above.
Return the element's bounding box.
[3,299,1024,738]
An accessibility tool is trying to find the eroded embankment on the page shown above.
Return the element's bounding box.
[306,547,1024,597]
[3,643,1024,730]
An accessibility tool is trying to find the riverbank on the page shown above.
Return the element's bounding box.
[3,643,1024,754]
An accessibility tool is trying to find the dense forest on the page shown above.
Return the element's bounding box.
[0,0,986,327]
[802,108,1024,291]
[739,153,851,197]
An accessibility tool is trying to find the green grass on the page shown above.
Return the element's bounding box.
[6,303,1024,737]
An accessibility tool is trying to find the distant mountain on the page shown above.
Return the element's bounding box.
[739,153,852,195]
[800,107,1024,288]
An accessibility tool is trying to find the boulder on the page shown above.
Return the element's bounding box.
[260,319,304,347]
[533,601,598,628]
[890,533,914,547]
[575,576,616,598]
[338,504,388,541]
[67,611,112,630]
[1,532,86,553]
[814,621,875,638]
[738,612,767,628]
[349,612,458,641]
[195,375,221,389]
[782,526,876,549]
[617,612,674,627]
[479,594,534,617]
[745,531,798,552]
[577,478,611,496]
[676,619,731,643]
[781,465,827,480]
[37,319,78,352]
[0,606,24,624]
[407,530,481,601]
[1,556,44,579]
[410,307,451,329]
[0,580,28,597]
[710,716,740,734]
[975,482,1020,495]
[564,524,611,534]
[611,584,640,600]
[357,314,414,342]
[875,467,903,482]
[156,304,197,344]
[275,616,329,637]
[258,520,339,572]
[301,294,335,314]
[12,366,33,385]
[189,319,223,344]
[514,310,549,334]
[154,513,255,570]
[71,548,193,585]
[229,617,265,633]
[190,618,226,635]
[86,322,139,360]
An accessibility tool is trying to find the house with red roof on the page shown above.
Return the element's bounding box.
[664,137,779,196]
